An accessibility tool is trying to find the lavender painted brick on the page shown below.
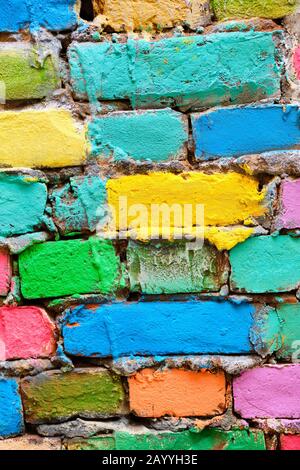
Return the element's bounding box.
[233,365,300,419]
[277,179,300,229]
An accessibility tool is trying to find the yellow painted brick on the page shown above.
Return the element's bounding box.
[106,172,266,233]
[93,0,211,31]
[0,109,86,168]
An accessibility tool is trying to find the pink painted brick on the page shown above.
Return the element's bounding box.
[277,179,300,229]
[0,306,56,360]
[280,435,300,450]
[233,365,300,419]
[294,46,300,80]
[0,249,11,296]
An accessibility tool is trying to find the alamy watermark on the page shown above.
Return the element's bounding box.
[95,197,205,250]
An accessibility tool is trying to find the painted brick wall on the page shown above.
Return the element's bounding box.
[0,0,299,451]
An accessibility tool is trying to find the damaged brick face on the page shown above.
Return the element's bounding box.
[0,0,299,452]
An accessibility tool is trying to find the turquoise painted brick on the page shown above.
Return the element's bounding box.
[230,235,300,293]
[51,175,107,235]
[88,109,188,162]
[69,32,282,109]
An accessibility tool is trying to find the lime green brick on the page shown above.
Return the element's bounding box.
[0,43,60,100]
[19,238,124,299]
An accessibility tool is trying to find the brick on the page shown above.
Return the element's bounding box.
[0,378,23,437]
[276,179,300,229]
[0,248,11,296]
[69,32,281,109]
[0,306,56,361]
[51,176,107,235]
[129,368,226,418]
[128,240,228,294]
[19,238,124,299]
[0,110,86,169]
[212,0,297,20]
[0,43,60,101]
[88,109,188,162]
[294,46,300,79]
[0,0,77,32]
[66,428,266,450]
[192,105,300,160]
[275,303,300,360]
[280,435,300,450]
[62,300,256,357]
[0,173,47,237]
[0,435,61,450]
[107,172,266,233]
[230,235,300,293]
[21,368,126,424]
[233,365,300,419]
[92,0,211,32]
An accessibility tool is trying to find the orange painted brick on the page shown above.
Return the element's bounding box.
[128,368,226,418]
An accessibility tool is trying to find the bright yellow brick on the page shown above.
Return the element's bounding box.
[93,0,211,31]
[0,109,86,168]
[106,172,267,234]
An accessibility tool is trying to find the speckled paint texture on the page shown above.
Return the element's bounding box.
[212,0,297,20]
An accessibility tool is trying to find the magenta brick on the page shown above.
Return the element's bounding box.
[0,306,56,360]
[233,365,300,419]
[0,249,11,296]
[280,435,300,450]
[277,179,300,229]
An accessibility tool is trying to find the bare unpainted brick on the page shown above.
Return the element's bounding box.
[128,240,228,294]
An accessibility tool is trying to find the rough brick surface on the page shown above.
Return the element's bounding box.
[0,110,86,168]
[19,238,124,299]
[0,306,56,360]
[69,32,281,109]
[0,248,11,296]
[66,428,266,450]
[0,378,23,437]
[62,300,258,357]
[0,0,78,32]
[21,369,126,424]
[92,0,211,31]
[212,0,297,20]
[128,240,228,294]
[233,365,300,419]
[128,368,226,417]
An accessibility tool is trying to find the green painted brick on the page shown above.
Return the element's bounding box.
[230,235,300,293]
[128,240,229,294]
[0,43,60,100]
[212,0,297,21]
[21,369,126,424]
[276,303,300,360]
[19,238,125,299]
[88,109,188,162]
[66,429,266,450]
[69,32,281,109]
